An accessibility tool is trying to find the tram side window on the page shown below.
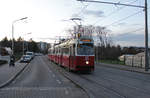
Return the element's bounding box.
[50,50,52,54]
[58,48,61,55]
[70,46,73,56]
[73,44,75,56]
[51,50,53,54]
[56,48,58,54]
[53,49,55,54]
[60,48,62,55]
[57,48,59,55]
[62,47,69,55]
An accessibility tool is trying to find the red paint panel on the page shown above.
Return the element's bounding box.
[62,55,69,67]
[76,56,94,66]
[69,56,76,70]
[58,55,62,65]
[75,56,94,71]
[55,55,59,64]
[48,55,51,60]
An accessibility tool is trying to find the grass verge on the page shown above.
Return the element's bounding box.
[99,60,125,65]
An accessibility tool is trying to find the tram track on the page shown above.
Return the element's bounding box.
[45,56,125,98]
[43,56,91,98]
[97,65,150,83]
[79,73,150,97]
[45,55,150,98]
[79,68,150,98]
[95,66,150,92]
[58,67,125,98]
[78,74,126,98]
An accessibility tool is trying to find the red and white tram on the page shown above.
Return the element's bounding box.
[48,36,94,72]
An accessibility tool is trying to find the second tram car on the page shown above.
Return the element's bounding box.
[48,36,94,72]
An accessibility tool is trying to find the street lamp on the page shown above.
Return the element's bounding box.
[23,32,32,55]
[10,17,28,66]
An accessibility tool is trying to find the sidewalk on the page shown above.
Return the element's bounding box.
[97,62,150,74]
[0,61,27,87]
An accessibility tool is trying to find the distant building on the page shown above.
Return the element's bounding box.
[38,42,50,54]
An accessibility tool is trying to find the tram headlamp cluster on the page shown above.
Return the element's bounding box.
[86,61,89,64]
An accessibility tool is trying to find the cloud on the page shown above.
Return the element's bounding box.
[112,33,146,46]
[114,41,144,47]
[113,33,144,41]
[71,14,84,20]
[84,10,104,17]
[115,22,127,26]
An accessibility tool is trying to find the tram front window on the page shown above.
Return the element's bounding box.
[77,43,94,55]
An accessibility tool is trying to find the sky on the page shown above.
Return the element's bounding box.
[0,0,149,47]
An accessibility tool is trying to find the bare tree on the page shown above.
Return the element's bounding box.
[94,26,112,47]
[65,25,112,46]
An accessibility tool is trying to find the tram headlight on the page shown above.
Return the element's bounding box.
[86,61,89,64]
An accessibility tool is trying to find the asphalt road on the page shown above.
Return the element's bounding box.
[0,56,87,98]
[1,55,150,98]
[48,56,150,98]
[79,66,150,98]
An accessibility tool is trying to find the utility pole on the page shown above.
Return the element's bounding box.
[77,0,149,71]
[145,0,149,71]
[0,40,1,56]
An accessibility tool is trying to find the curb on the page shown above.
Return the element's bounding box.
[98,63,150,75]
[49,60,94,98]
[0,63,29,88]
[60,70,94,98]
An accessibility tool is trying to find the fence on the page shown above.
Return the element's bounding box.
[0,55,10,62]
[125,55,149,68]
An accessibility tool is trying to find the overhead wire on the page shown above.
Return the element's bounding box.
[77,3,90,17]
[76,0,140,27]
[107,6,150,29]
[77,0,148,46]
[92,0,139,26]
[77,0,148,36]
[124,28,144,34]
[104,10,144,28]
[77,0,137,23]
[111,6,150,40]
[113,28,144,36]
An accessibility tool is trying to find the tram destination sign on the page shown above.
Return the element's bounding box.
[81,39,91,42]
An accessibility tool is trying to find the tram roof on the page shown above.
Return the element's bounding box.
[53,36,94,48]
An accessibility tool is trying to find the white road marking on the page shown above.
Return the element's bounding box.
[64,88,69,95]
[52,74,55,77]
[56,79,62,84]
